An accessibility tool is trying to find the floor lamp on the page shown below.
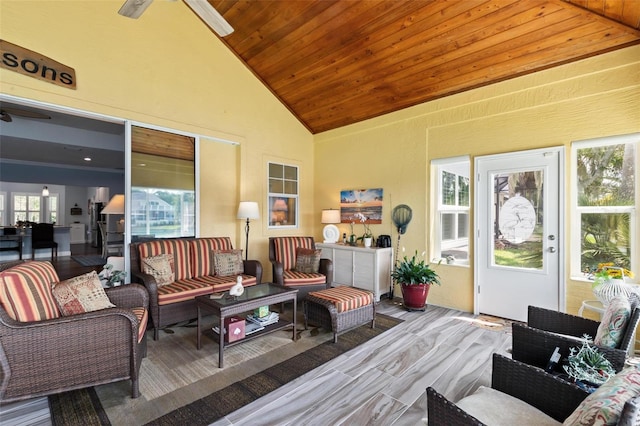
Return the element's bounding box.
[237,201,260,260]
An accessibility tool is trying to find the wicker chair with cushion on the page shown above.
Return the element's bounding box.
[0,260,148,402]
[427,353,640,425]
[268,236,333,301]
[512,295,640,373]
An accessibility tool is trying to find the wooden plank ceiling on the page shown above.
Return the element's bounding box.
[206,0,640,134]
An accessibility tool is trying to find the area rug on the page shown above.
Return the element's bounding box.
[71,255,106,267]
[49,387,110,426]
[145,313,401,425]
[48,314,401,425]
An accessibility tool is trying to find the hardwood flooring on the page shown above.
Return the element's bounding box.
[0,252,513,425]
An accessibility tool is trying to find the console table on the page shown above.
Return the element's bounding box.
[316,243,392,302]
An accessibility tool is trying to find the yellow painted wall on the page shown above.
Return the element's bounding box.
[0,1,314,276]
[315,45,640,314]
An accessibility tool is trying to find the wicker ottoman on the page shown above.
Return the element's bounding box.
[304,286,375,343]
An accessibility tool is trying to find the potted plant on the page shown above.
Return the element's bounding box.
[100,263,127,287]
[391,251,441,311]
[354,213,374,247]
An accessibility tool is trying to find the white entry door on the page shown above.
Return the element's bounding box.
[475,147,564,321]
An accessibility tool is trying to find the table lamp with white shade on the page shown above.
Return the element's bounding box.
[101,194,125,232]
[321,208,341,243]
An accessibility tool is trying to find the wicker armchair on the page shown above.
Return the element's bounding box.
[512,300,640,373]
[268,236,333,301]
[0,260,148,402]
[428,353,640,426]
[427,353,589,425]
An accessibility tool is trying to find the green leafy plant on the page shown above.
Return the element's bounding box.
[101,263,126,287]
[391,251,441,286]
[563,337,615,386]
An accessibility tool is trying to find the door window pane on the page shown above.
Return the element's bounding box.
[492,171,543,270]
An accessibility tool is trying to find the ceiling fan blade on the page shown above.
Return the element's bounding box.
[183,0,234,37]
[118,0,154,19]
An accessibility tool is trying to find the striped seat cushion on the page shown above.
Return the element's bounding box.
[0,261,61,321]
[309,286,373,313]
[189,237,234,277]
[156,279,214,305]
[283,270,327,287]
[138,239,192,281]
[273,237,315,271]
[131,306,148,343]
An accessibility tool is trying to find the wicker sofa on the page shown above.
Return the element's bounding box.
[0,260,148,402]
[130,237,262,340]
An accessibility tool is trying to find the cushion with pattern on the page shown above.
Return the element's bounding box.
[142,254,175,287]
[294,248,322,274]
[563,364,640,425]
[213,250,244,276]
[594,295,631,348]
[52,270,115,316]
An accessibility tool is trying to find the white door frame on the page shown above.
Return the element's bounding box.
[473,146,566,317]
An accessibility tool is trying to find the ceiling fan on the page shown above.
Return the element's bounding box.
[0,107,51,123]
[118,0,234,37]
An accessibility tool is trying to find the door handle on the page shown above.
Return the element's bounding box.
[548,247,556,253]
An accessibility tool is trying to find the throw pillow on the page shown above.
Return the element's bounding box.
[563,364,640,426]
[142,254,175,287]
[52,270,115,316]
[594,295,631,348]
[294,248,322,274]
[0,261,60,322]
[213,250,244,276]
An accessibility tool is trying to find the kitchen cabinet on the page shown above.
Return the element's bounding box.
[70,223,85,244]
[316,243,392,302]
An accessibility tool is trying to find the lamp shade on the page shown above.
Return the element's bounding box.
[321,209,340,224]
[237,201,260,220]
[101,194,125,215]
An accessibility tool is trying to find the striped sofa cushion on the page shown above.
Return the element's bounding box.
[190,274,258,293]
[309,286,373,313]
[189,237,234,277]
[156,279,213,305]
[0,261,61,321]
[273,237,315,271]
[283,270,327,287]
[138,239,192,281]
[131,307,148,343]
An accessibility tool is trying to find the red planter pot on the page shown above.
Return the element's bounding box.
[401,283,431,311]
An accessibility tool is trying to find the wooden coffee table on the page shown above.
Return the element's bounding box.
[196,283,298,367]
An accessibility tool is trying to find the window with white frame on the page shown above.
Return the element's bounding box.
[432,157,470,264]
[572,134,638,281]
[12,193,59,224]
[268,162,298,228]
[45,194,58,223]
[13,193,42,224]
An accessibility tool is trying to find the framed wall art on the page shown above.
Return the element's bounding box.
[340,188,383,224]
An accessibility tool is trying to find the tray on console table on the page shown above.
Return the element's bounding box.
[196,283,298,368]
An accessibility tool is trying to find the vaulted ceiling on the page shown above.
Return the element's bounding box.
[207,0,640,133]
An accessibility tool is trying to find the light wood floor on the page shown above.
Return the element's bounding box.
[0,298,513,425]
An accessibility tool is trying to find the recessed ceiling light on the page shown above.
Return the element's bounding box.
[84,157,92,161]
[138,163,146,167]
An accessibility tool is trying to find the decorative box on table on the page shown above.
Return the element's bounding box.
[224,316,246,343]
